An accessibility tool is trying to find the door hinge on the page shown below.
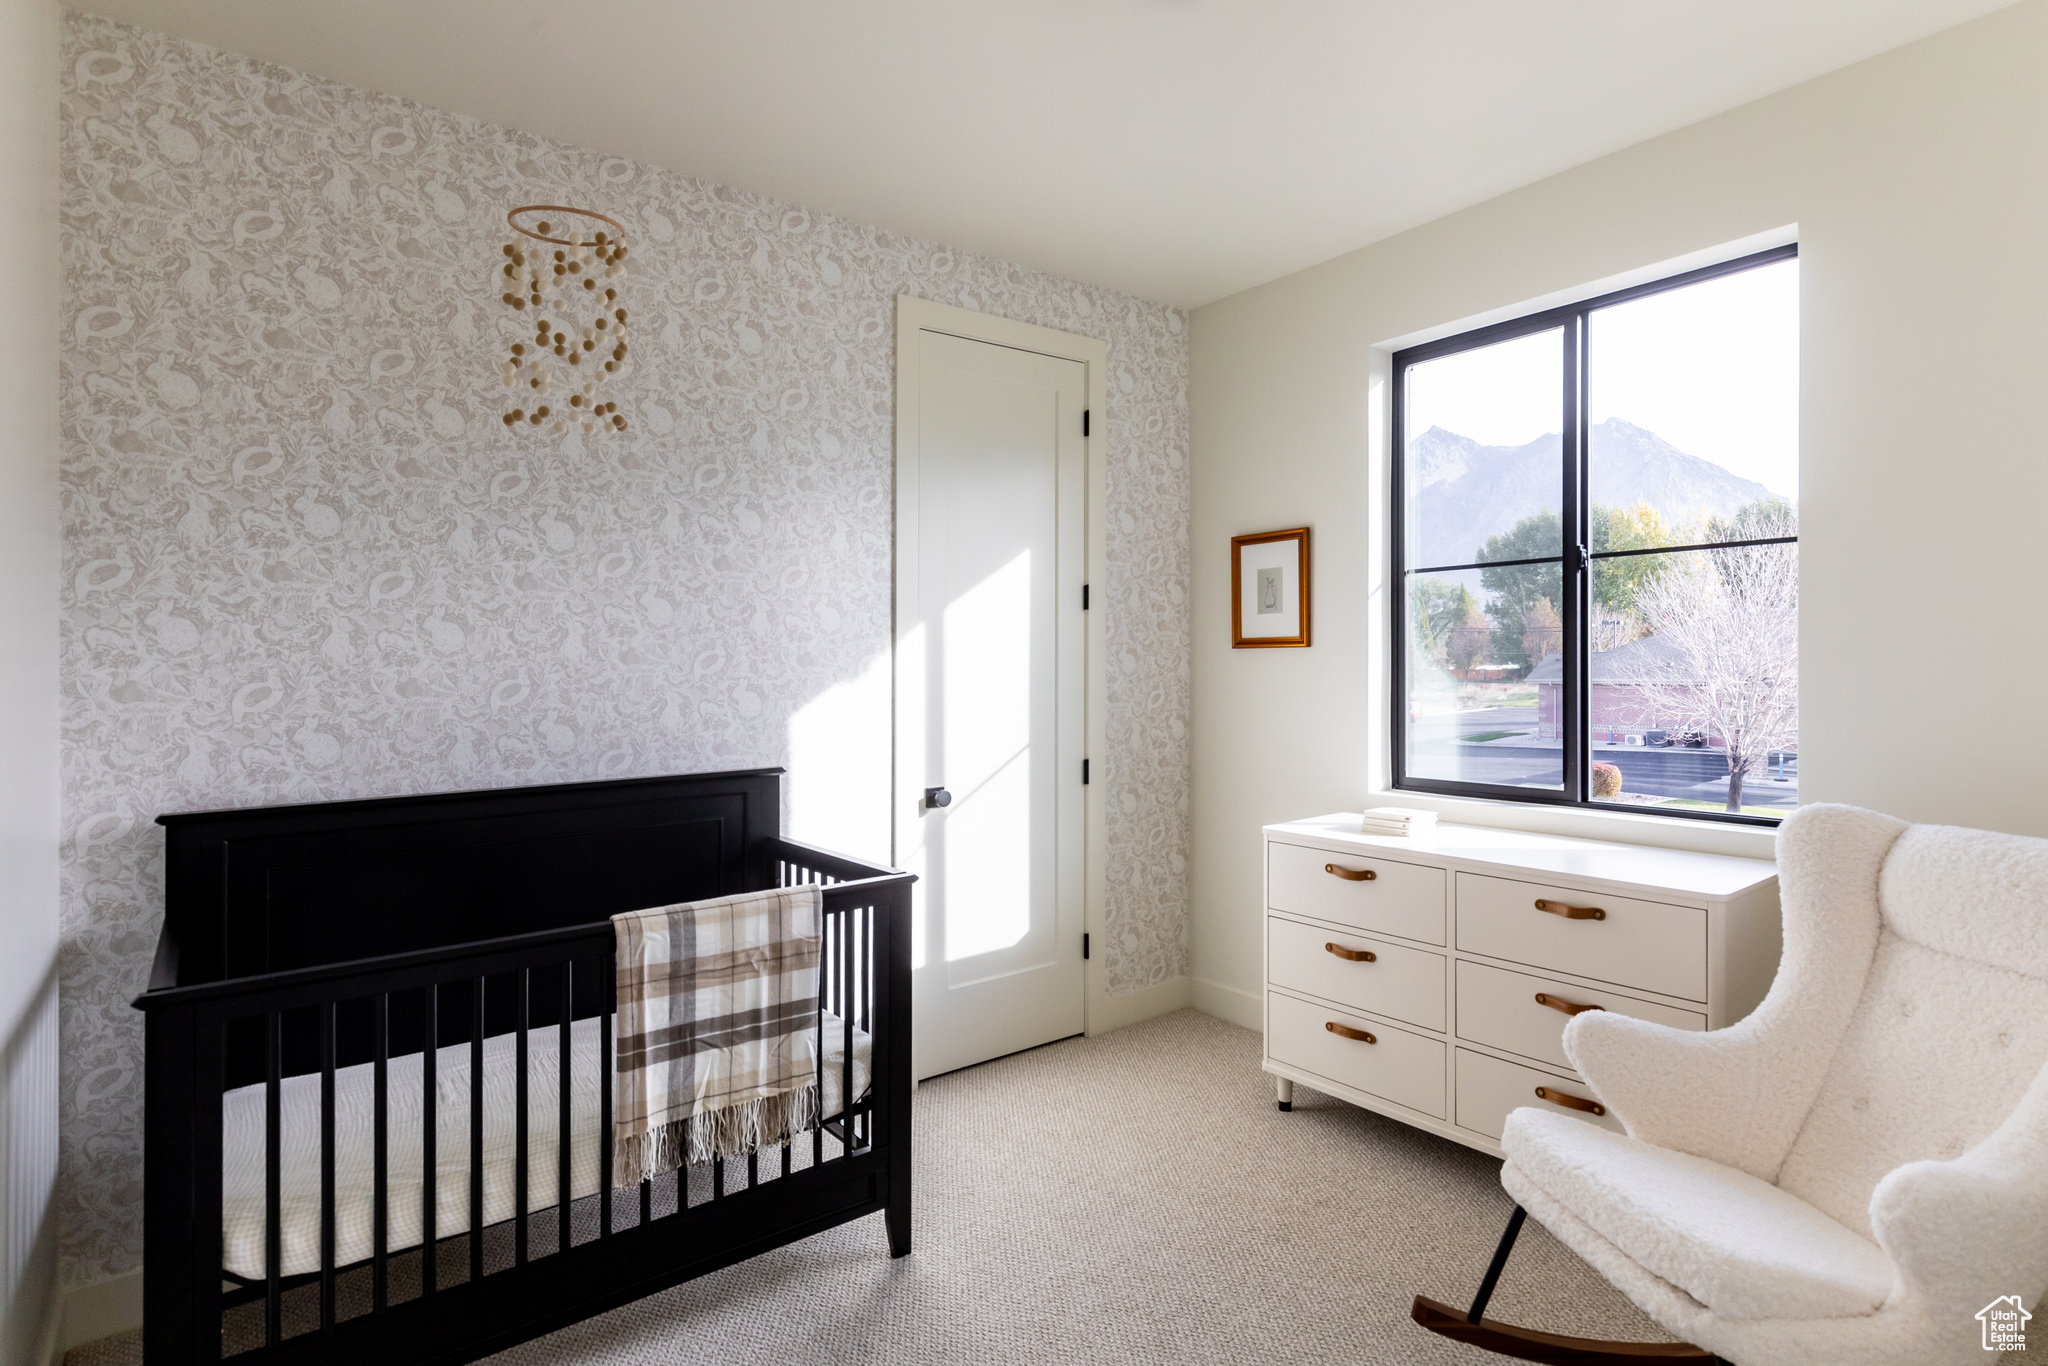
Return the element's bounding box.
[1083,409,1090,437]
[1083,932,1090,960]
[1082,759,1090,785]
[1082,583,1089,610]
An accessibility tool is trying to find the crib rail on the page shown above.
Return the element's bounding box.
[138,843,911,1365]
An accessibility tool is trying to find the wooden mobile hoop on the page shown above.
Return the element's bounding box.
[496,204,633,436]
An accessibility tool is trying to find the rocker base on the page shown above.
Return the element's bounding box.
[1411,1297,1722,1365]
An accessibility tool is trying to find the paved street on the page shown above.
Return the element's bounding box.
[1406,731,1798,809]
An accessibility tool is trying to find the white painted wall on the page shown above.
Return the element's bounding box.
[1187,1,2048,1015]
[0,0,62,1361]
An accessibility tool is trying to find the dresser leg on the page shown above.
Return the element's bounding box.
[1275,1078,1293,1111]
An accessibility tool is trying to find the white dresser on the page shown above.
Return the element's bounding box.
[1262,813,1781,1156]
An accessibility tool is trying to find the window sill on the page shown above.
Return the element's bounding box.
[1366,787,1780,863]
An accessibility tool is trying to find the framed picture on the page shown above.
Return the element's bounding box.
[1231,526,1310,648]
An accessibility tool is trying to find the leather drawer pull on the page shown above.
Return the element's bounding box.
[1534,898,1605,920]
[1325,942,1377,963]
[1534,1086,1606,1117]
[1325,1021,1376,1044]
[1534,992,1602,1017]
[1325,863,1376,882]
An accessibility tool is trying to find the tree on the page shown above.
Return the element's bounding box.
[1619,499,1798,811]
[1707,495,1797,547]
[1446,595,1490,675]
[1590,500,1679,619]
[1476,512,1562,672]
[1520,598,1562,666]
[1408,576,1466,664]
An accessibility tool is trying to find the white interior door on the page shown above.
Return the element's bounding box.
[897,325,1087,1080]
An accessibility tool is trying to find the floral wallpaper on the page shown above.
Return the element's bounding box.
[58,11,1189,1284]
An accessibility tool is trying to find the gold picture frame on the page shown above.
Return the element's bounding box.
[1231,526,1310,648]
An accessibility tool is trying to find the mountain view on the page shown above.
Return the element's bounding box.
[1407,417,1777,568]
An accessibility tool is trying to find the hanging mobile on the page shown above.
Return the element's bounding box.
[495,204,632,436]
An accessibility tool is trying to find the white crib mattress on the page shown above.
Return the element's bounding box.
[221,1013,870,1281]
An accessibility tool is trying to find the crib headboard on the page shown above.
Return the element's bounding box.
[155,768,785,986]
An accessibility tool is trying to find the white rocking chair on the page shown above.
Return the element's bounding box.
[1415,803,2048,1366]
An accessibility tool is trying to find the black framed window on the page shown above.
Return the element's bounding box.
[1391,245,1799,825]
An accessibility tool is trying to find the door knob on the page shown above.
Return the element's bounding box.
[923,786,952,810]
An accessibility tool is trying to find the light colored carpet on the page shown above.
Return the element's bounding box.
[69,1009,1673,1364]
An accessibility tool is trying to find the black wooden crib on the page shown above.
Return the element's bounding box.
[135,768,913,1365]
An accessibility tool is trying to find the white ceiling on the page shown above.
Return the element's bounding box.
[71,0,2015,307]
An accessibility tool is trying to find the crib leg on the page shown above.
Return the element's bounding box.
[1276,1077,1293,1111]
[886,1187,912,1258]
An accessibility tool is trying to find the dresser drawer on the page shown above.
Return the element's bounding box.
[1455,872,1706,1001]
[1268,991,1445,1119]
[1268,841,1446,946]
[1269,915,1445,1032]
[1455,960,1706,1072]
[1454,1048,1623,1143]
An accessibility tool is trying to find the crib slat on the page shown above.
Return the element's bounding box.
[320,1000,336,1331]
[558,959,572,1254]
[600,952,613,1238]
[858,902,869,1149]
[373,992,389,1312]
[824,908,836,1158]
[812,989,824,1171]
[516,967,529,1267]
[422,982,437,1297]
[470,976,484,1284]
[843,903,853,1154]
[265,1011,281,1348]
[190,1016,227,1365]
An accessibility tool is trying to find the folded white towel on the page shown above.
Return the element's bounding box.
[1363,806,1437,824]
[1361,806,1437,835]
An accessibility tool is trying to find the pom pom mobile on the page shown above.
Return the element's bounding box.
[496,205,631,435]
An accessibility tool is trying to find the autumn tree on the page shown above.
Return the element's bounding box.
[1447,595,1491,674]
[1590,500,1680,619]
[1520,598,1563,666]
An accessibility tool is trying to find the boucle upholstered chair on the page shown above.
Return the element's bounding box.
[1414,803,2048,1366]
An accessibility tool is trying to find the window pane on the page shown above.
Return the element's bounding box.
[1403,328,1564,575]
[1587,259,1799,535]
[1586,544,1798,816]
[1403,567,1562,791]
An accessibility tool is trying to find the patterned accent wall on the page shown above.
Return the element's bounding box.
[58,12,1189,1283]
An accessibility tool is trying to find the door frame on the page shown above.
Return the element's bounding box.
[893,294,1111,1040]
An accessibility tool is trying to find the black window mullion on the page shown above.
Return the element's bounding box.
[1389,360,1409,792]
[1560,316,1586,804]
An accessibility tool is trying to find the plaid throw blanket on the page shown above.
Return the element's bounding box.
[611,886,822,1184]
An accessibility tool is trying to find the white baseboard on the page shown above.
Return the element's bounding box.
[54,1268,142,1357]
[1088,974,1191,1034]
[1191,977,1262,1032]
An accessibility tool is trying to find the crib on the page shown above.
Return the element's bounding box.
[135,768,913,1365]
